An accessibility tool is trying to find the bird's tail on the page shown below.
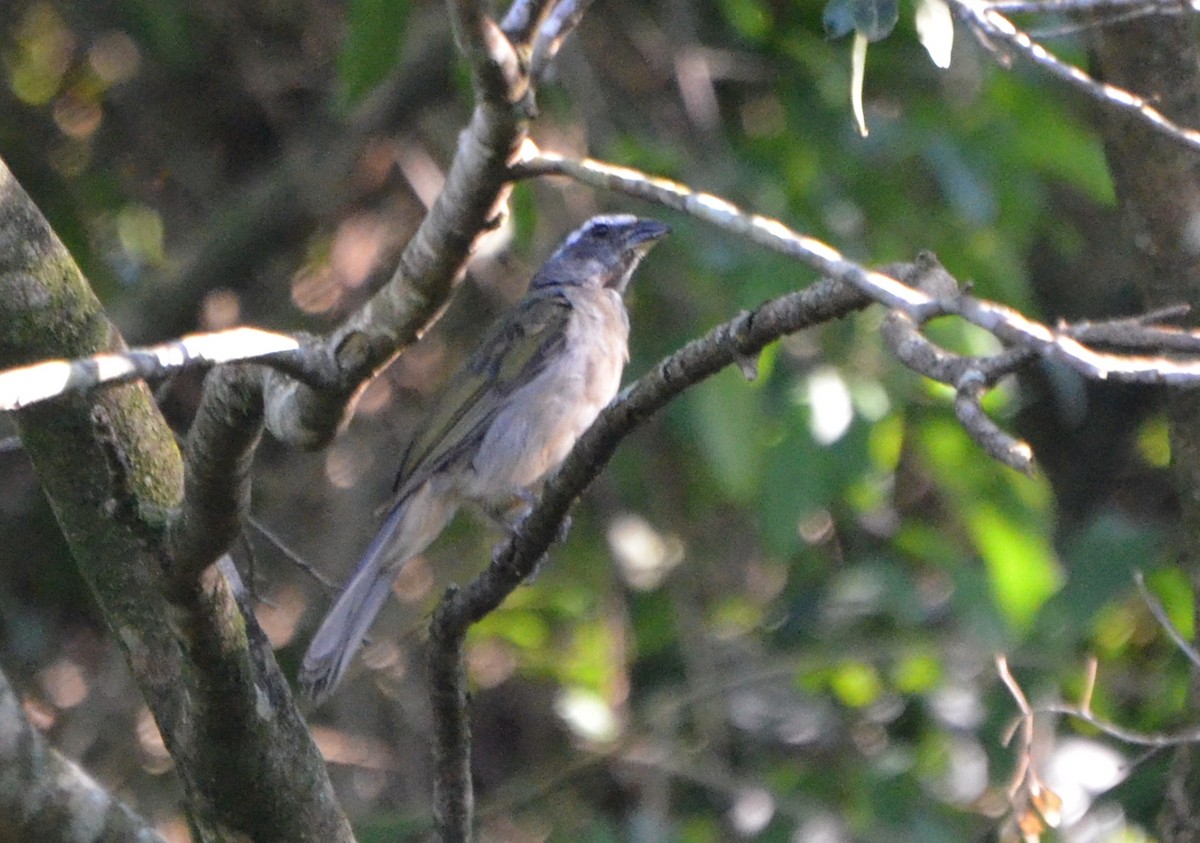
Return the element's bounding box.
[300,484,455,703]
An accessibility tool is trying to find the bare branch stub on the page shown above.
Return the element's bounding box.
[879,254,1037,473]
[529,0,598,81]
[955,371,1035,474]
[500,0,553,41]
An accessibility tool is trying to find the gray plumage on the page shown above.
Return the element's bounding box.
[300,215,670,702]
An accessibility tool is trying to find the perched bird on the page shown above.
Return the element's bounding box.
[301,215,670,701]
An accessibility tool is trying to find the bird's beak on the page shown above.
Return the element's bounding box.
[626,220,672,252]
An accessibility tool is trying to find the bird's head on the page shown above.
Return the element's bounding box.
[533,214,670,294]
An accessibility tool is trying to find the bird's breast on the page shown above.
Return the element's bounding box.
[465,290,630,504]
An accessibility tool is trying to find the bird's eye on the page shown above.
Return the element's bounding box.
[589,223,611,238]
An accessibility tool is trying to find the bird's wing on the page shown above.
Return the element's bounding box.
[392,288,574,499]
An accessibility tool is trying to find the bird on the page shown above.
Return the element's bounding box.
[300,214,670,702]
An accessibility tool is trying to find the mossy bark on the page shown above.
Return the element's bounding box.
[0,158,353,842]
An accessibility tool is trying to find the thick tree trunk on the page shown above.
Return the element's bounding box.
[1089,16,1200,840]
[0,159,354,843]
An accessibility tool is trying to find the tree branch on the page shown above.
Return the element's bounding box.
[514,149,1200,385]
[985,0,1184,13]
[528,0,598,82]
[949,0,1200,154]
[0,157,353,843]
[0,663,166,843]
[167,366,267,584]
[0,328,298,411]
[259,4,534,452]
[428,272,873,837]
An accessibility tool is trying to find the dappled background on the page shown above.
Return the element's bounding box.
[0,0,1184,840]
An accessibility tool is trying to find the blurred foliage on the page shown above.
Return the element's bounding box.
[337,0,409,108]
[0,0,1188,841]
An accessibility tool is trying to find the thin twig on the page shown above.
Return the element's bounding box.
[955,370,1036,473]
[1134,570,1200,670]
[514,149,1200,387]
[529,0,598,80]
[1008,651,1200,749]
[1043,702,1200,747]
[997,654,1036,802]
[950,0,1200,154]
[500,0,554,40]
[985,0,1184,13]
[248,515,340,593]
[1080,656,1098,715]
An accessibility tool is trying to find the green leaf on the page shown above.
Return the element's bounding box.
[681,368,765,502]
[916,415,1061,633]
[892,651,942,693]
[830,660,884,707]
[337,0,409,109]
[718,0,772,41]
[967,504,1062,631]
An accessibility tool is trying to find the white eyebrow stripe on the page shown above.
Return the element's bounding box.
[559,214,640,249]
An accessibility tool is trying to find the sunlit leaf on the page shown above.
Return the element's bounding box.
[892,651,942,693]
[470,608,549,650]
[830,660,883,707]
[916,0,954,69]
[718,0,772,41]
[1136,416,1171,468]
[867,412,904,472]
[851,32,869,137]
[968,505,1062,631]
